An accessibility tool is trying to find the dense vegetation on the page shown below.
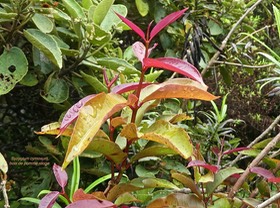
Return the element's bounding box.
[0,0,280,207]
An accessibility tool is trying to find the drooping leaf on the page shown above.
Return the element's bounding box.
[0,152,8,174]
[0,47,28,95]
[111,82,150,94]
[143,57,205,85]
[115,12,146,41]
[53,164,68,192]
[206,167,244,195]
[149,8,188,41]
[38,191,60,208]
[65,199,115,208]
[142,178,180,190]
[141,120,193,160]
[62,93,127,169]
[135,0,149,17]
[32,13,54,33]
[147,193,204,208]
[62,0,86,19]
[59,94,96,136]
[187,160,219,173]
[139,78,218,104]
[250,167,274,179]
[92,0,114,25]
[24,29,62,68]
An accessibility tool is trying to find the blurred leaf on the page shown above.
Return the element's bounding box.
[65,199,115,208]
[0,47,28,95]
[107,183,142,201]
[38,191,60,208]
[92,0,114,25]
[72,189,97,201]
[20,197,61,208]
[257,179,270,198]
[24,29,62,68]
[35,122,73,137]
[111,82,151,94]
[169,113,192,124]
[145,70,163,82]
[208,198,231,208]
[142,178,179,190]
[115,192,141,206]
[135,0,149,17]
[0,152,8,173]
[273,5,280,39]
[39,137,62,155]
[242,198,261,207]
[19,71,38,86]
[208,20,223,35]
[135,164,159,177]
[32,13,54,33]
[62,0,86,19]
[33,46,56,74]
[53,164,68,192]
[80,71,107,93]
[88,23,112,46]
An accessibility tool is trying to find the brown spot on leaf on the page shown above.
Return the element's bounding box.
[8,65,16,73]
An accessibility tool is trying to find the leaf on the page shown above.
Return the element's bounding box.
[120,123,139,141]
[65,199,116,208]
[92,0,114,25]
[41,74,69,103]
[62,92,127,169]
[147,193,204,208]
[111,82,150,94]
[143,57,205,85]
[223,147,250,155]
[135,0,149,17]
[59,94,96,136]
[208,20,223,35]
[115,12,146,41]
[115,192,141,206]
[273,5,280,39]
[142,178,180,190]
[132,41,146,63]
[24,29,62,68]
[149,8,188,41]
[32,13,54,33]
[208,198,231,208]
[62,0,86,19]
[107,183,142,201]
[141,120,193,160]
[0,47,28,95]
[80,71,107,93]
[72,189,97,201]
[206,167,244,195]
[0,152,8,174]
[88,23,112,46]
[53,164,68,192]
[250,167,274,179]
[39,191,60,208]
[35,122,73,137]
[139,78,218,103]
[39,137,62,155]
[20,197,62,208]
[187,160,219,173]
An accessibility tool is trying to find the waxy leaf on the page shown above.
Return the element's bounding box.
[62,0,86,19]
[59,94,96,136]
[139,78,218,103]
[92,0,114,25]
[187,160,219,173]
[62,93,127,169]
[65,199,115,208]
[0,152,8,174]
[39,191,60,208]
[24,29,62,68]
[141,120,193,159]
[250,167,274,179]
[143,57,205,85]
[149,8,188,41]
[111,82,150,94]
[53,164,68,192]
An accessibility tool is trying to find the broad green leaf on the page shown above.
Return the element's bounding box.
[208,20,223,35]
[62,0,86,19]
[82,0,94,10]
[19,71,38,87]
[209,198,231,208]
[51,8,72,22]
[142,178,179,190]
[35,122,73,137]
[97,57,140,75]
[139,78,218,104]
[32,13,54,33]
[107,183,142,201]
[24,29,62,68]
[0,11,17,20]
[62,92,127,169]
[257,179,270,198]
[147,193,204,208]
[100,4,127,31]
[141,120,193,160]
[0,152,8,173]
[0,47,28,95]
[135,0,149,17]
[136,164,159,177]
[33,46,56,74]
[92,0,114,25]
[41,74,69,103]
[206,167,244,195]
[115,192,141,206]
[131,145,177,163]
[145,70,163,82]
[80,71,107,93]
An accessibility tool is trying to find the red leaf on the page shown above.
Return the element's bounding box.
[65,199,116,208]
[268,177,280,183]
[187,160,219,173]
[39,191,59,208]
[111,82,151,94]
[250,167,275,179]
[53,164,68,192]
[115,12,145,41]
[211,146,220,156]
[149,8,188,41]
[143,57,205,86]
[58,94,96,136]
[73,189,97,202]
[223,147,250,155]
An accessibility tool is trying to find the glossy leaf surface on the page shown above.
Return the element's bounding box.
[62,93,127,168]
[53,164,68,192]
[39,191,60,208]
[141,120,193,159]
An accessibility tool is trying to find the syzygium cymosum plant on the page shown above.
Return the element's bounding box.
[36,8,219,207]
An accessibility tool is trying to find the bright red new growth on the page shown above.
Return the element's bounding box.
[187,160,219,173]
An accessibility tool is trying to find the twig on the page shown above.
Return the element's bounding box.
[201,0,264,76]
[1,179,10,208]
[213,61,274,69]
[255,192,280,208]
[228,114,280,167]
[228,132,280,199]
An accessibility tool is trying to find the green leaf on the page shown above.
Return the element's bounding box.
[84,173,120,193]
[97,57,140,75]
[208,198,231,208]
[273,5,280,39]
[62,0,86,19]
[70,157,80,201]
[87,23,112,46]
[107,183,142,201]
[0,47,28,95]
[135,0,149,17]
[24,29,62,68]
[206,167,244,195]
[92,0,114,25]
[142,178,179,190]
[80,71,107,93]
[39,136,62,155]
[41,73,69,103]
[19,71,38,87]
[141,120,193,160]
[0,152,8,174]
[115,192,141,206]
[32,13,54,33]
[208,20,223,35]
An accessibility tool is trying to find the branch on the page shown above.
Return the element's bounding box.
[228,132,280,199]
[255,192,280,208]
[201,0,264,76]
[1,179,10,208]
